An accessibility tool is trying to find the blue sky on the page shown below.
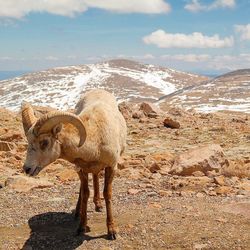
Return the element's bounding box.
[0,0,250,74]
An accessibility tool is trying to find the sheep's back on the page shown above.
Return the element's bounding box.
[75,89,117,115]
[79,101,126,165]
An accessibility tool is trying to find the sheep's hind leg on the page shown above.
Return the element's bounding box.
[93,172,103,212]
[103,167,116,240]
[77,171,90,235]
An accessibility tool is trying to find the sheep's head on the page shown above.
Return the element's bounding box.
[21,102,86,176]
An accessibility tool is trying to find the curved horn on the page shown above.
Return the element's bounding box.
[21,102,37,135]
[33,111,86,147]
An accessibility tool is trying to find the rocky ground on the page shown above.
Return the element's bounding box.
[0,102,249,250]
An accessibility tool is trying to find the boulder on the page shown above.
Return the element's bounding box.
[0,166,16,188]
[163,117,180,129]
[214,175,226,186]
[139,102,162,117]
[117,158,129,170]
[169,144,229,176]
[144,152,174,173]
[118,102,133,120]
[56,169,79,182]
[214,186,233,195]
[132,110,144,119]
[5,175,53,192]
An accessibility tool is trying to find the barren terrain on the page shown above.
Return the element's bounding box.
[0,102,249,250]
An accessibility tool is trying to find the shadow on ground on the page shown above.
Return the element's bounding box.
[22,212,106,250]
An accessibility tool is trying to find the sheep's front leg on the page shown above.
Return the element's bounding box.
[103,167,116,240]
[74,186,81,219]
[77,171,90,235]
[93,173,103,212]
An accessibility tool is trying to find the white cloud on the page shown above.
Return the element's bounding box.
[84,0,171,14]
[239,53,250,61]
[205,54,247,71]
[235,24,250,41]
[130,54,156,59]
[0,56,12,61]
[143,29,234,48]
[0,0,170,19]
[158,53,250,72]
[185,0,236,12]
[184,0,204,12]
[161,54,211,62]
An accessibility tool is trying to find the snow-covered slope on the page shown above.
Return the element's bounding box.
[0,59,207,111]
[161,69,250,113]
[2,59,249,114]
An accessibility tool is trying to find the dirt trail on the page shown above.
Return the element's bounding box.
[0,179,249,249]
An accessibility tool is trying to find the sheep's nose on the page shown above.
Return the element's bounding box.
[23,165,31,174]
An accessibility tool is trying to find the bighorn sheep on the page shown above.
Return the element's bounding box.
[21,89,127,240]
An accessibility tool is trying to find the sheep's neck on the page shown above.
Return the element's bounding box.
[58,130,98,164]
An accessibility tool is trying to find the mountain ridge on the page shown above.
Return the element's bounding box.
[0,59,208,111]
[0,59,249,113]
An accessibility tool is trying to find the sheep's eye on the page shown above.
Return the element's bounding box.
[40,139,49,150]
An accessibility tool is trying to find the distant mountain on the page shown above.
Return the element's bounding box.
[0,71,29,81]
[0,59,207,111]
[1,60,248,113]
[160,69,250,113]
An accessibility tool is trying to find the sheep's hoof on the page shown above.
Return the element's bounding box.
[74,211,80,220]
[107,232,117,240]
[76,225,90,236]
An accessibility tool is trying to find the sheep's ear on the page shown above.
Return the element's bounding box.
[52,123,62,136]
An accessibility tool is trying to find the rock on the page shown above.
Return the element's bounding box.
[196,192,205,198]
[139,102,162,117]
[150,172,162,180]
[5,175,53,192]
[0,166,16,188]
[117,159,129,170]
[147,112,158,118]
[132,110,144,119]
[188,176,213,186]
[192,171,205,177]
[238,180,250,191]
[158,190,172,197]
[148,162,161,173]
[0,141,13,151]
[163,117,180,129]
[117,168,143,180]
[144,152,174,174]
[208,191,217,196]
[129,159,143,167]
[56,169,78,182]
[169,144,228,176]
[148,123,158,129]
[181,190,196,197]
[127,188,141,195]
[206,170,220,177]
[118,101,133,120]
[193,243,208,250]
[149,202,162,209]
[0,132,23,142]
[214,186,233,195]
[43,163,64,174]
[214,175,226,186]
